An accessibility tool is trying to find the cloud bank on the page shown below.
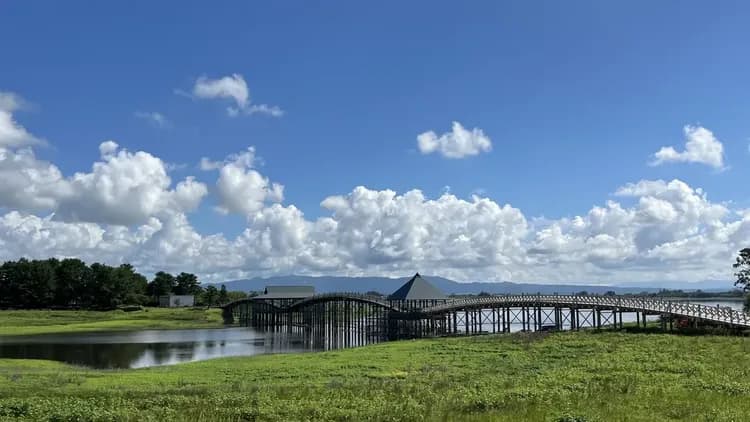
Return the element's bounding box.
[0,91,745,285]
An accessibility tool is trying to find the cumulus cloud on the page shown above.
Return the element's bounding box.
[0,92,43,148]
[1,95,747,283]
[134,111,170,128]
[417,121,492,158]
[651,125,725,169]
[189,73,283,117]
[0,147,69,211]
[528,178,741,282]
[0,138,207,227]
[0,92,24,112]
[55,141,208,225]
[1,175,748,284]
[211,147,284,216]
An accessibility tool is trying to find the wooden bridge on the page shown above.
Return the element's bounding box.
[222,275,750,343]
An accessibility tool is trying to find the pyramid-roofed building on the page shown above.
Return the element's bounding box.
[388,273,446,300]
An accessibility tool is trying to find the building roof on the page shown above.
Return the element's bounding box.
[254,285,315,299]
[389,273,446,300]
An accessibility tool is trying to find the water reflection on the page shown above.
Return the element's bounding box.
[0,327,317,369]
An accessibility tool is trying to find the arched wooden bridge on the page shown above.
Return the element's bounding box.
[223,292,750,342]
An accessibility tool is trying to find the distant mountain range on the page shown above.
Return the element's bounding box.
[215,275,735,295]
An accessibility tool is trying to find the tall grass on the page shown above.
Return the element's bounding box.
[1,331,749,421]
[0,308,223,336]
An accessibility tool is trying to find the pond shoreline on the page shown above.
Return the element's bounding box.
[0,308,225,337]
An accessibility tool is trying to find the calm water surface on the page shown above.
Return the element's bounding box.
[0,327,317,369]
[0,300,743,369]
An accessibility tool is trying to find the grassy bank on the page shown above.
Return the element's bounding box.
[1,331,750,421]
[0,308,223,336]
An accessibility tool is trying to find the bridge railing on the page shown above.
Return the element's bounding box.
[288,292,396,310]
[422,294,750,327]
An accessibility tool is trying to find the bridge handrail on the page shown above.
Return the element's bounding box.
[287,292,397,310]
[423,294,750,327]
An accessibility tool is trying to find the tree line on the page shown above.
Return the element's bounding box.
[0,258,247,310]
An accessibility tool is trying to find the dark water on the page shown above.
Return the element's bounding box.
[0,327,319,369]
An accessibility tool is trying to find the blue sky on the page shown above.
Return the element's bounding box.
[1,2,748,284]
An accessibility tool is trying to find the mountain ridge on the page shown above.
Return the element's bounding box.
[212,275,734,295]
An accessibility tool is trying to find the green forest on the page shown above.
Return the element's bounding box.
[0,258,246,310]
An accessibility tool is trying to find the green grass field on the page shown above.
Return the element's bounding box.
[0,308,223,336]
[1,331,749,421]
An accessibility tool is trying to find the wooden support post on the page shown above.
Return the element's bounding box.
[536,306,542,331]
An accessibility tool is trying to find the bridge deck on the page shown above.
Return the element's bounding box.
[223,293,750,330]
[421,295,750,328]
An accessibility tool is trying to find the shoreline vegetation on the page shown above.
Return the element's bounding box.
[1,331,749,421]
[0,308,224,337]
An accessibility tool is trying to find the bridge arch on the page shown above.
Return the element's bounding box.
[287,293,399,312]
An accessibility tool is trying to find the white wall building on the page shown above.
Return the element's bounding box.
[159,295,195,308]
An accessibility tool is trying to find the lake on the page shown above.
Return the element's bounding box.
[0,327,318,369]
[0,300,743,369]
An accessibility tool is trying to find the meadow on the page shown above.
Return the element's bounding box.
[1,330,749,421]
[0,308,223,336]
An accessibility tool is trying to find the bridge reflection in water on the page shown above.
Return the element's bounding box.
[223,274,750,348]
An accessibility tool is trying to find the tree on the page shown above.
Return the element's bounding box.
[88,263,116,308]
[148,271,176,301]
[174,272,202,296]
[204,285,218,308]
[0,257,148,309]
[734,248,750,311]
[55,258,90,307]
[113,264,148,305]
[218,285,229,304]
[225,290,248,302]
[734,248,750,291]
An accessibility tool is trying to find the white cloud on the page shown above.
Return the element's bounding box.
[0,147,69,211]
[199,157,223,171]
[211,147,285,216]
[55,141,208,226]
[0,95,747,284]
[0,92,24,112]
[189,74,283,117]
[0,92,43,148]
[417,121,492,159]
[0,136,207,227]
[194,74,249,111]
[134,111,170,128]
[246,104,284,117]
[1,173,747,284]
[651,125,725,169]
